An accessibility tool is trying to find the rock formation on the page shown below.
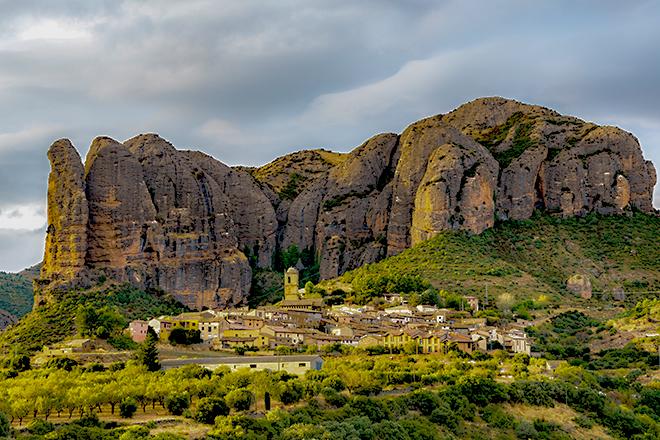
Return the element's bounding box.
[567,274,593,299]
[39,97,657,308]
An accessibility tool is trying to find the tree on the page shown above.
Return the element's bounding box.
[455,376,507,406]
[372,420,410,440]
[165,393,189,416]
[278,381,304,405]
[194,397,229,424]
[119,398,138,418]
[406,390,439,416]
[136,327,160,372]
[8,353,30,372]
[75,305,99,337]
[226,388,255,412]
[429,404,458,430]
[496,293,514,312]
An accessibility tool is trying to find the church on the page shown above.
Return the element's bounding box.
[279,267,323,311]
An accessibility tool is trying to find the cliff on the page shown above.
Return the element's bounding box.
[38,97,657,308]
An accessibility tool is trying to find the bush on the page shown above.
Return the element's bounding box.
[321,375,345,392]
[45,357,79,371]
[0,412,10,438]
[516,421,539,439]
[168,328,201,345]
[27,419,54,435]
[429,404,458,430]
[348,396,390,422]
[119,397,138,418]
[165,393,190,416]
[372,420,410,440]
[573,415,594,429]
[226,388,255,411]
[279,380,305,405]
[194,397,229,424]
[455,376,507,406]
[407,390,439,416]
[321,387,348,408]
[481,404,515,429]
[118,426,150,440]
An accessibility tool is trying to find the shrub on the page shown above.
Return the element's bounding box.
[407,390,439,416]
[348,396,390,422]
[573,415,594,429]
[372,420,410,440]
[118,426,150,440]
[27,419,55,435]
[321,375,345,392]
[321,387,348,408]
[226,388,255,411]
[194,397,229,424]
[455,376,507,406]
[516,421,539,439]
[481,404,515,429]
[429,404,458,430]
[119,397,138,418]
[0,412,10,438]
[168,328,201,345]
[279,380,305,405]
[165,393,190,416]
[45,357,79,371]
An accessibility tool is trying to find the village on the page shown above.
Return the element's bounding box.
[125,268,533,364]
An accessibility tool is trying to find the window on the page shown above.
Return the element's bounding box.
[250,364,257,368]
[298,363,306,367]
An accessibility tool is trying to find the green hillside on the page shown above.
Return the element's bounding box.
[332,212,659,306]
[0,284,187,354]
[0,271,33,318]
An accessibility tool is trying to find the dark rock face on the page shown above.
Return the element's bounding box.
[40,134,264,309]
[39,139,89,305]
[40,98,657,308]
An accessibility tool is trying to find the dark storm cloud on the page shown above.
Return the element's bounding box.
[0,0,658,271]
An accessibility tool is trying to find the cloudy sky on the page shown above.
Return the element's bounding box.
[0,0,658,272]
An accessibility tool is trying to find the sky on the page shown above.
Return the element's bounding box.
[0,0,659,272]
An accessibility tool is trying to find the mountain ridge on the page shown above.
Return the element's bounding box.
[37,97,657,309]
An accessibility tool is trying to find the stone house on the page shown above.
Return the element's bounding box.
[129,320,150,343]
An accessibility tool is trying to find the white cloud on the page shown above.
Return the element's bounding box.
[0,125,63,154]
[0,203,47,231]
[16,18,93,41]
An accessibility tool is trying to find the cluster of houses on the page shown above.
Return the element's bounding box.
[128,267,532,356]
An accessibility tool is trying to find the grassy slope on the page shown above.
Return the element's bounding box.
[0,284,187,354]
[0,271,34,318]
[334,212,659,305]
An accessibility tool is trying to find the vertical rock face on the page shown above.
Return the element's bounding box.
[282,133,400,279]
[40,97,657,306]
[412,141,498,243]
[84,137,160,270]
[185,150,278,268]
[39,139,89,305]
[40,134,260,309]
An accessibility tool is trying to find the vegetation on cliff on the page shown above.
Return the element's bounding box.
[331,211,659,305]
[0,285,186,354]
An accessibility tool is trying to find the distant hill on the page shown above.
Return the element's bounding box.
[0,271,34,323]
[18,263,42,281]
[328,212,659,306]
